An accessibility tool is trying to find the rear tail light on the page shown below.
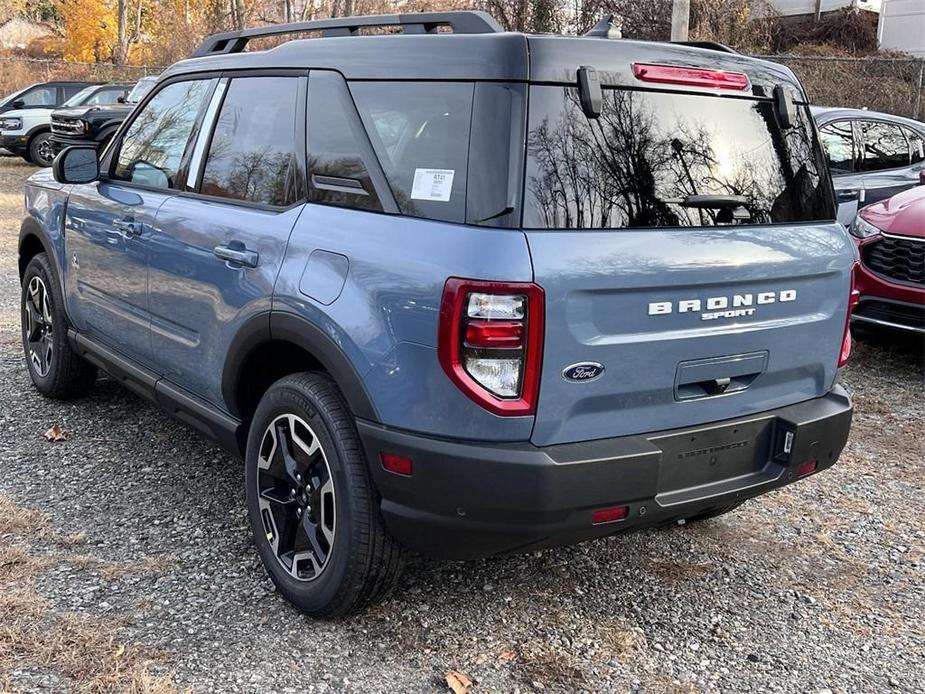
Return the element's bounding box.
[438,278,544,416]
[632,63,750,91]
[797,459,818,477]
[838,263,861,368]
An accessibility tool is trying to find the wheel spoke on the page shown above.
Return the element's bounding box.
[318,478,335,546]
[302,515,329,565]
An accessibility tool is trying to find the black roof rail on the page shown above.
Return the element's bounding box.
[192,11,504,57]
[671,40,739,54]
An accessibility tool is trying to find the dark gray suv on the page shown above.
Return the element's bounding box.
[813,106,925,225]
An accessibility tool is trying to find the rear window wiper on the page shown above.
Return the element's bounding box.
[674,194,748,209]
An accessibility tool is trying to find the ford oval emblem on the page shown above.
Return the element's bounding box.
[562,362,605,382]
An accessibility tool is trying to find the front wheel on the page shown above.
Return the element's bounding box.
[21,253,97,398]
[245,373,405,616]
[29,132,55,167]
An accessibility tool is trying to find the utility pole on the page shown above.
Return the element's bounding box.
[670,0,690,41]
[813,0,822,23]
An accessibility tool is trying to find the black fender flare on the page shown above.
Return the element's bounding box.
[24,123,51,140]
[19,217,56,278]
[221,311,379,423]
[94,123,120,144]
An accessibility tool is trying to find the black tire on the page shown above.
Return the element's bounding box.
[245,372,405,616]
[21,253,97,398]
[28,131,54,167]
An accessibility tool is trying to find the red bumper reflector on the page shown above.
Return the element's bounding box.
[464,320,524,348]
[592,506,629,525]
[797,459,818,477]
[631,63,750,90]
[380,452,413,476]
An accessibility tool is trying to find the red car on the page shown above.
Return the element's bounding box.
[850,186,925,334]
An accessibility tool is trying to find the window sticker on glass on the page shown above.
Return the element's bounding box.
[411,168,455,202]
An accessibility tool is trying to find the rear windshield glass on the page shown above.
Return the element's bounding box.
[523,87,835,229]
[351,81,473,224]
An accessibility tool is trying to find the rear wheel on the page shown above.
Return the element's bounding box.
[28,132,54,167]
[21,253,97,398]
[245,372,405,616]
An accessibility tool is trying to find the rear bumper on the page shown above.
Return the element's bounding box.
[358,386,852,559]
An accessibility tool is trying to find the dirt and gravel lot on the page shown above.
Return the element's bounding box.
[0,155,922,693]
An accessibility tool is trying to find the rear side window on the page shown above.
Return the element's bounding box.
[524,87,835,229]
[200,76,299,207]
[114,79,213,190]
[819,121,856,175]
[859,121,909,171]
[351,81,473,224]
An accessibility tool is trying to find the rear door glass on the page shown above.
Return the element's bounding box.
[351,81,473,224]
[523,87,835,229]
[859,120,910,171]
[819,121,857,175]
[200,76,299,207]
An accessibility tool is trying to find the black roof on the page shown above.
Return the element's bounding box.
[161,11,807,101]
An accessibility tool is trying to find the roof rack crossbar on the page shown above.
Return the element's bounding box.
[192,11,504,57]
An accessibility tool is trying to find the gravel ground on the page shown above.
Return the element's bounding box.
[0,156,923,693]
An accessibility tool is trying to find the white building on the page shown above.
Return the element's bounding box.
[765,0,882,17]
[878,0,925,56]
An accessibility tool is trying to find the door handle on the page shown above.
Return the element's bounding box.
[112,218,143,238]
[214,242,258,268]
[835,189,859,203]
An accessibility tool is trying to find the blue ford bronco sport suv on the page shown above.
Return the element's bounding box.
[19,11,856,615]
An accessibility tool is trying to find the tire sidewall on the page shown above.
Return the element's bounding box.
[21,254,69,393]
[245,377,363,613]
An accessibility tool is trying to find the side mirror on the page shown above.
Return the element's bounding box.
[52,146,99,184]
[117,96,126,104]
[11,99,24,109]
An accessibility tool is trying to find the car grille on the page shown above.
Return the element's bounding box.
[51,119,84,135]
[854,299,925,331]
[862,235,925,286]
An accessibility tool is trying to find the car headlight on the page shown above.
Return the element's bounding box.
[850,215,881,239]
[0,117,22,130]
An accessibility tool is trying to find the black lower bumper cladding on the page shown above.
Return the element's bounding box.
[358,386,852,560]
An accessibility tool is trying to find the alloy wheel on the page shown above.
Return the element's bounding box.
[24,276,53,378]
[256,414,336,581]
[36,138,54,166]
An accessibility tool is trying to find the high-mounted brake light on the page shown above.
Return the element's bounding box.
[631,63,750,91]
[838,263,861,368]
[438,278,544,416]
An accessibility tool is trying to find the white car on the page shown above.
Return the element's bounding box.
[0,82,131,166]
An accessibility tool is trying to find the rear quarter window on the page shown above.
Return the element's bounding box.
[524,87,835,229]
[351,81,473,224]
